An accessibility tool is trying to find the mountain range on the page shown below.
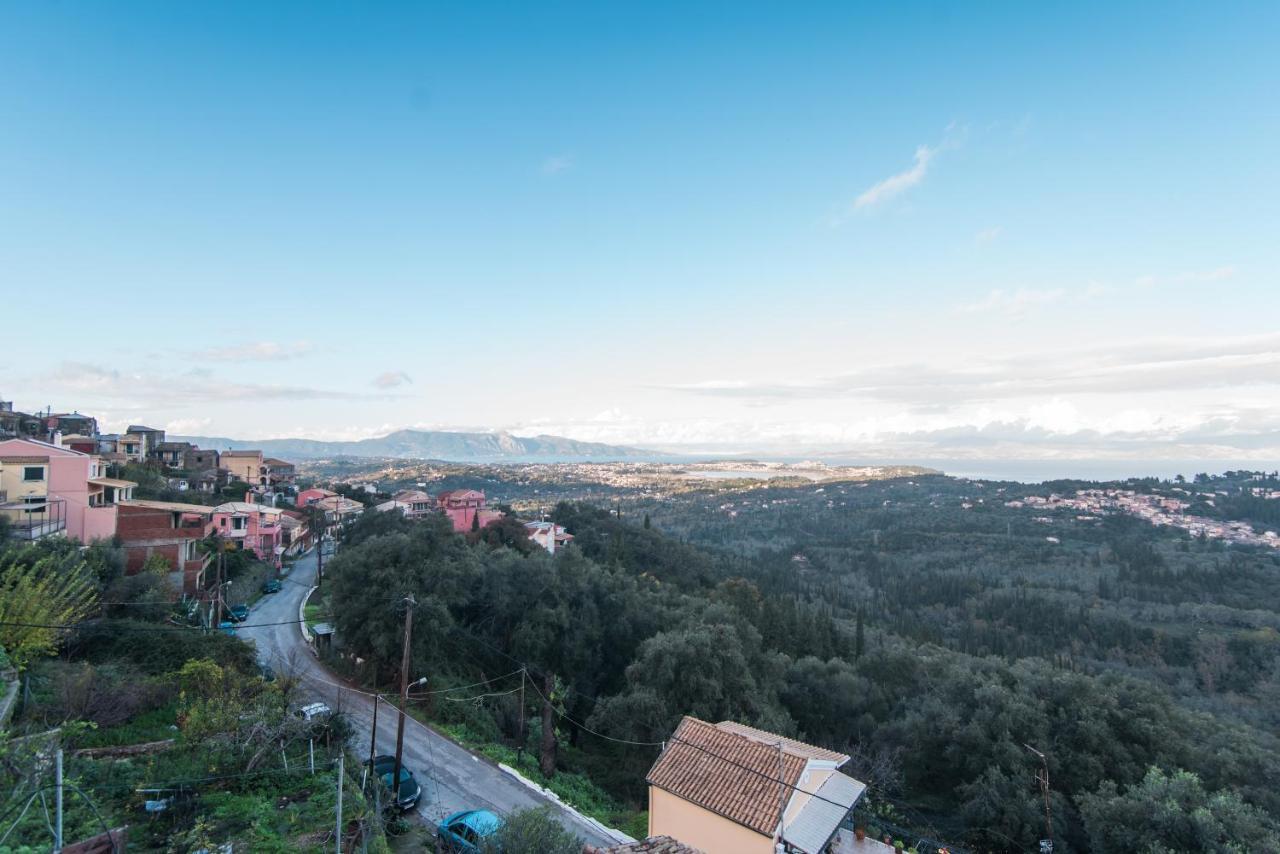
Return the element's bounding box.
[171,429,657,462]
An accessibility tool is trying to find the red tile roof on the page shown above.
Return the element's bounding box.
[646,716,806,837]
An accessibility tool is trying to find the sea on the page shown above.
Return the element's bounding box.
[809,458,1280,485]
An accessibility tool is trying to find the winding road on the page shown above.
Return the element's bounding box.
[238,546,619,848]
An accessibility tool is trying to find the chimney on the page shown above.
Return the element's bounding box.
[53,430,63,448]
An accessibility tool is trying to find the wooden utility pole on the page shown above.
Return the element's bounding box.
[365,694,379,791]
[315,510,325,589]
[391,595,416,797]
[335,752,344,854]
[1025,744,1054,853]
[214,547,225,626]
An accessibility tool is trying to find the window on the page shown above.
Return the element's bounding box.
[22,466,44,482]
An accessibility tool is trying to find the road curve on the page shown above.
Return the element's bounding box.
[239,546,619,848]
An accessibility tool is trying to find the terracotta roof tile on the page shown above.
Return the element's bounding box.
[715,721,850,765]
[646,717,806,837]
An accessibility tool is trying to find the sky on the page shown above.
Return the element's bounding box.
[2,2,1278,462]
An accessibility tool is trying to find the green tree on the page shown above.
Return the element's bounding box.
[0,546,99,670]
[1079,767,1280,853]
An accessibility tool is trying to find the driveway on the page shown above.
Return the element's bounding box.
[239,545,620,848]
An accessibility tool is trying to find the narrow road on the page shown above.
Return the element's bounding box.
[239,546,619,848]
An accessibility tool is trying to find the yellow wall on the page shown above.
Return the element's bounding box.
[0,461,49,501]
[222,453,263,482]
[648,786,774,854]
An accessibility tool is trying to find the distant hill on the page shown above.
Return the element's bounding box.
[171,428,656,462]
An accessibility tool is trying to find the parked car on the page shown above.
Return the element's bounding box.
[366,755,423,812]
[217,621,236,636]
[228,604,250,622]
[294,702,331,722]
[436,810,502,852]
[261,579,282,594]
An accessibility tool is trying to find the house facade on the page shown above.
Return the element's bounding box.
[296,487,338,508]
[646,717,866,854]
[524,520,573,554]
[152,441,195,469]
[116,500,215,594]
[0,437,135,542]
[437,489,503,532]
[221,450,265,484]
[212,501,284,567]
[126,425,166,457]
[392,489,435,519]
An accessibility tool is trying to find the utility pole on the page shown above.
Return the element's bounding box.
[391,595,416,797]
[335,752,344,854]
[365,694,380,791]
[214,547,225,627]
[54,748,63,853]
[1025,744,1053,853]
[315,510,325,589]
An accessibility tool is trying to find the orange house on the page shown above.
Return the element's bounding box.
[646,717,867,854]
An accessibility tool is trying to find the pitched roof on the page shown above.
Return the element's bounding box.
[393,489,432,502]
[0,437,86,458]
[715,721,850,765]
[646,716,806,837]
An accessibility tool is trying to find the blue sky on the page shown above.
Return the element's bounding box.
[2,2,1277,459]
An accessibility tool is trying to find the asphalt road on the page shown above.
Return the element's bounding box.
[239,545,619,848]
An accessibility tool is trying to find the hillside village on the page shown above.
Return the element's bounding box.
[4,399,1280,853]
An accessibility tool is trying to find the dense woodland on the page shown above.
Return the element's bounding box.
[324,471,1280,852]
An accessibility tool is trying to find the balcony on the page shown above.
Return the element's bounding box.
[1,497,67,540]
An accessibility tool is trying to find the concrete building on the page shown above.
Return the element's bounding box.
[220,450,265,485]
[524,520,573,554]
[392,489,434,519]
[0,437,134,542]
[116,500,216,594]
[212,501,284,567]
[646,717,866,854]
[437,489,502,532]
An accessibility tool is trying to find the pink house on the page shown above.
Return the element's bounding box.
[437,489,502,532]
[296,487,338,508]
[212,501,284,567]
[0,437,134,542]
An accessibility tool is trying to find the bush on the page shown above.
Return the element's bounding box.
[482,806,582,854]
[68,620,258,676]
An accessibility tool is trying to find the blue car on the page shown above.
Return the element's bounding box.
[436,809,502,852]
[218,621,236,636]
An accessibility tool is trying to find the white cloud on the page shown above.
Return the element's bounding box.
[372,371,412,389]
[975,225,1003,244]
[854,143,938,209]
[189,341,314,362]
[1135,266,1238,288]
[35,361,379,405]
[958,287,1066,316]
[657,331,1280,406]
[541,155,573,175]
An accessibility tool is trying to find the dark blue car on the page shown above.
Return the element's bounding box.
[436,809,502,852]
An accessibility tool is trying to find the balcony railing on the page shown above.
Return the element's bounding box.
[1,498,67,540]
